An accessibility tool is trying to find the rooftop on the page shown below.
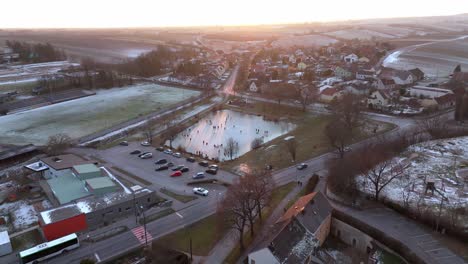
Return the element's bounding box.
[46,170,91,204]
[86,177,117,189]
[0,231,10,245]
[73,163,100,174]
[41,154,94,171]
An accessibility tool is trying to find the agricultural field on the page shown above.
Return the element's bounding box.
[271,34,337,48]
[0,83,200,145]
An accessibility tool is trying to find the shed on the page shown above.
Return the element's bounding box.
[85,177,118,195]
[0,231,12,256]
[73,164,101,180]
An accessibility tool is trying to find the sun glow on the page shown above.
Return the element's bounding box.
[1,0,468,28]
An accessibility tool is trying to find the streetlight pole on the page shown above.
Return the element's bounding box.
[140,206,148,247]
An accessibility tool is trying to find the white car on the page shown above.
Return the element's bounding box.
[173,152,182,158]
[208,164,218,170]
[193,187,209,196]
[163,149,173,155]
[139,152,153,159]
[141,141,151,146]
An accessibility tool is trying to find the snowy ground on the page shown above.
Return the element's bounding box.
[357,137,468,227]
[170,109,295,161]
[0,61,79,86]
[0,83,200,145]
[0,201,38,231]
[271,35,337,48]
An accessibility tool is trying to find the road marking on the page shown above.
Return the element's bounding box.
[94,252,101,262]
[131,226,153,244]
[176,212,184,219]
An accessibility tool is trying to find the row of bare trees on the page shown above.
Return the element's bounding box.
[217,172,274,251]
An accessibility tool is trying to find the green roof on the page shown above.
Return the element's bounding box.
[85,177,117,189]
[73,164,100,174]
[46,171,90,204]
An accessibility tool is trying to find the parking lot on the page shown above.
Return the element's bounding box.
[72,141,238,195]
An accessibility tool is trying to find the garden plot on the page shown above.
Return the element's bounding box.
[0,83,200,145]
[357,137,468,228]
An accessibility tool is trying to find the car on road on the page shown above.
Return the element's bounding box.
[173,152,182,158]
[156,165,169,171]
[186,157,196,163]
[155,159,167,165]
[208,164,218,171]
[167,162,174,167]
[119,141,129,146]
[172,165,184,171]
[206,168,217,175]
[192,172,205,179]
[164,149,173,155]
[141,141,151,146]
[193,187,209,196]
[198,161,209,167]
[130,150,141,155]
[156,146,164,152]
[180,167,189,173]
[297,163,308,170]
[171,171,182,177]
[139,152,153,159]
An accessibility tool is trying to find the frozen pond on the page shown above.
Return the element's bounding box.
[170,109,296,161]
[0,83,200,145]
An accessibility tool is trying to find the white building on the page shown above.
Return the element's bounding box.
[249,81,259,92]
[409,86,453,99]
[344,53,359,63]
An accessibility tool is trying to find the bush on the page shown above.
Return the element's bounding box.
[250,138,263,150]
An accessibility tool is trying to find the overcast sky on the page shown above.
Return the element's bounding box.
[2,0,468,28]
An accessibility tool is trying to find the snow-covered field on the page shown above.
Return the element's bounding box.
[271,35,337,48]
[325,29,396,40]
[170,109,295,161]
[0,61,78,86]
[0,83,200,145]
[357,137,468,227]
[0,201,38,230]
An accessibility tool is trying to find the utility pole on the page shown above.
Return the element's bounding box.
[140,206,148,247]
[133,191,138,225]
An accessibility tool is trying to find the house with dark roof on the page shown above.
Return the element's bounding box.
[409,68,425,81]
[320,87,344,103]
[248,192,333,264]
[368,90,391,109]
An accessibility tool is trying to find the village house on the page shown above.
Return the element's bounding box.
[409,68,425,81]
[334,66,353,79]
[297,62,307,71]
[343,53,359,63]
[392,70,415,85]
[248,192,333,264]
[367,90,391,109]
[320,87,344,103]
[356,69,375,80]
[344,84,370,96]
[358,56,370,64]
[373,78,396,90]
[249,81,259,93]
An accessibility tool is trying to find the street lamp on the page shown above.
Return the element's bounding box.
[139,205,148,247]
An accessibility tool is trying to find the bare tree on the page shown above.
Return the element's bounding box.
[251,138,263,150]
[330,93,363,133]
[243,171,275,222]
[225,137,239,160]
[217,183,251,251]
[325,119,351,158]
[298,85,318,112]
[285,137,298,162]
[358,146,405,201]
[46,133,72,155]
[143,120,154,144]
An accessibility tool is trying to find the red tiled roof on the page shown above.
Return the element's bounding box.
[278,192,317,223]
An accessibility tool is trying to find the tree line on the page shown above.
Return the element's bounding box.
[6,40,66,63]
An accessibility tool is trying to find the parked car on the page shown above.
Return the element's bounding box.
[173,152,182,158]
[186,157,196,163]
[119,141,129,146]
[198,161,209,167]
[130,150,141,155]
[171,171,182,177]
[166,162,174,167]
[193,187,209,196]
[208,164,218,171]
[172,165,184,171]
[156,165,169,171]
[192,172,205,179]
[297,163,308,170]
[156,146,164,152]
[206,169,217,175]
[164,149,173,155]
[180,167,189,173]
[141,141,151,146]
[155,159,167,165]
[139,152,153,159]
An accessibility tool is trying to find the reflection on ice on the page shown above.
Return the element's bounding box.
[170,110,295,161]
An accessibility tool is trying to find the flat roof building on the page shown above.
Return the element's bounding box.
[85,177,118,196]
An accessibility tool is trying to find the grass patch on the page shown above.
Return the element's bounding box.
[140,208,175,224]
[157,214,224,256]
[10,228,44,251]
[159,188,198,203]
[111,166,152,186]
[224,182,297,264]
